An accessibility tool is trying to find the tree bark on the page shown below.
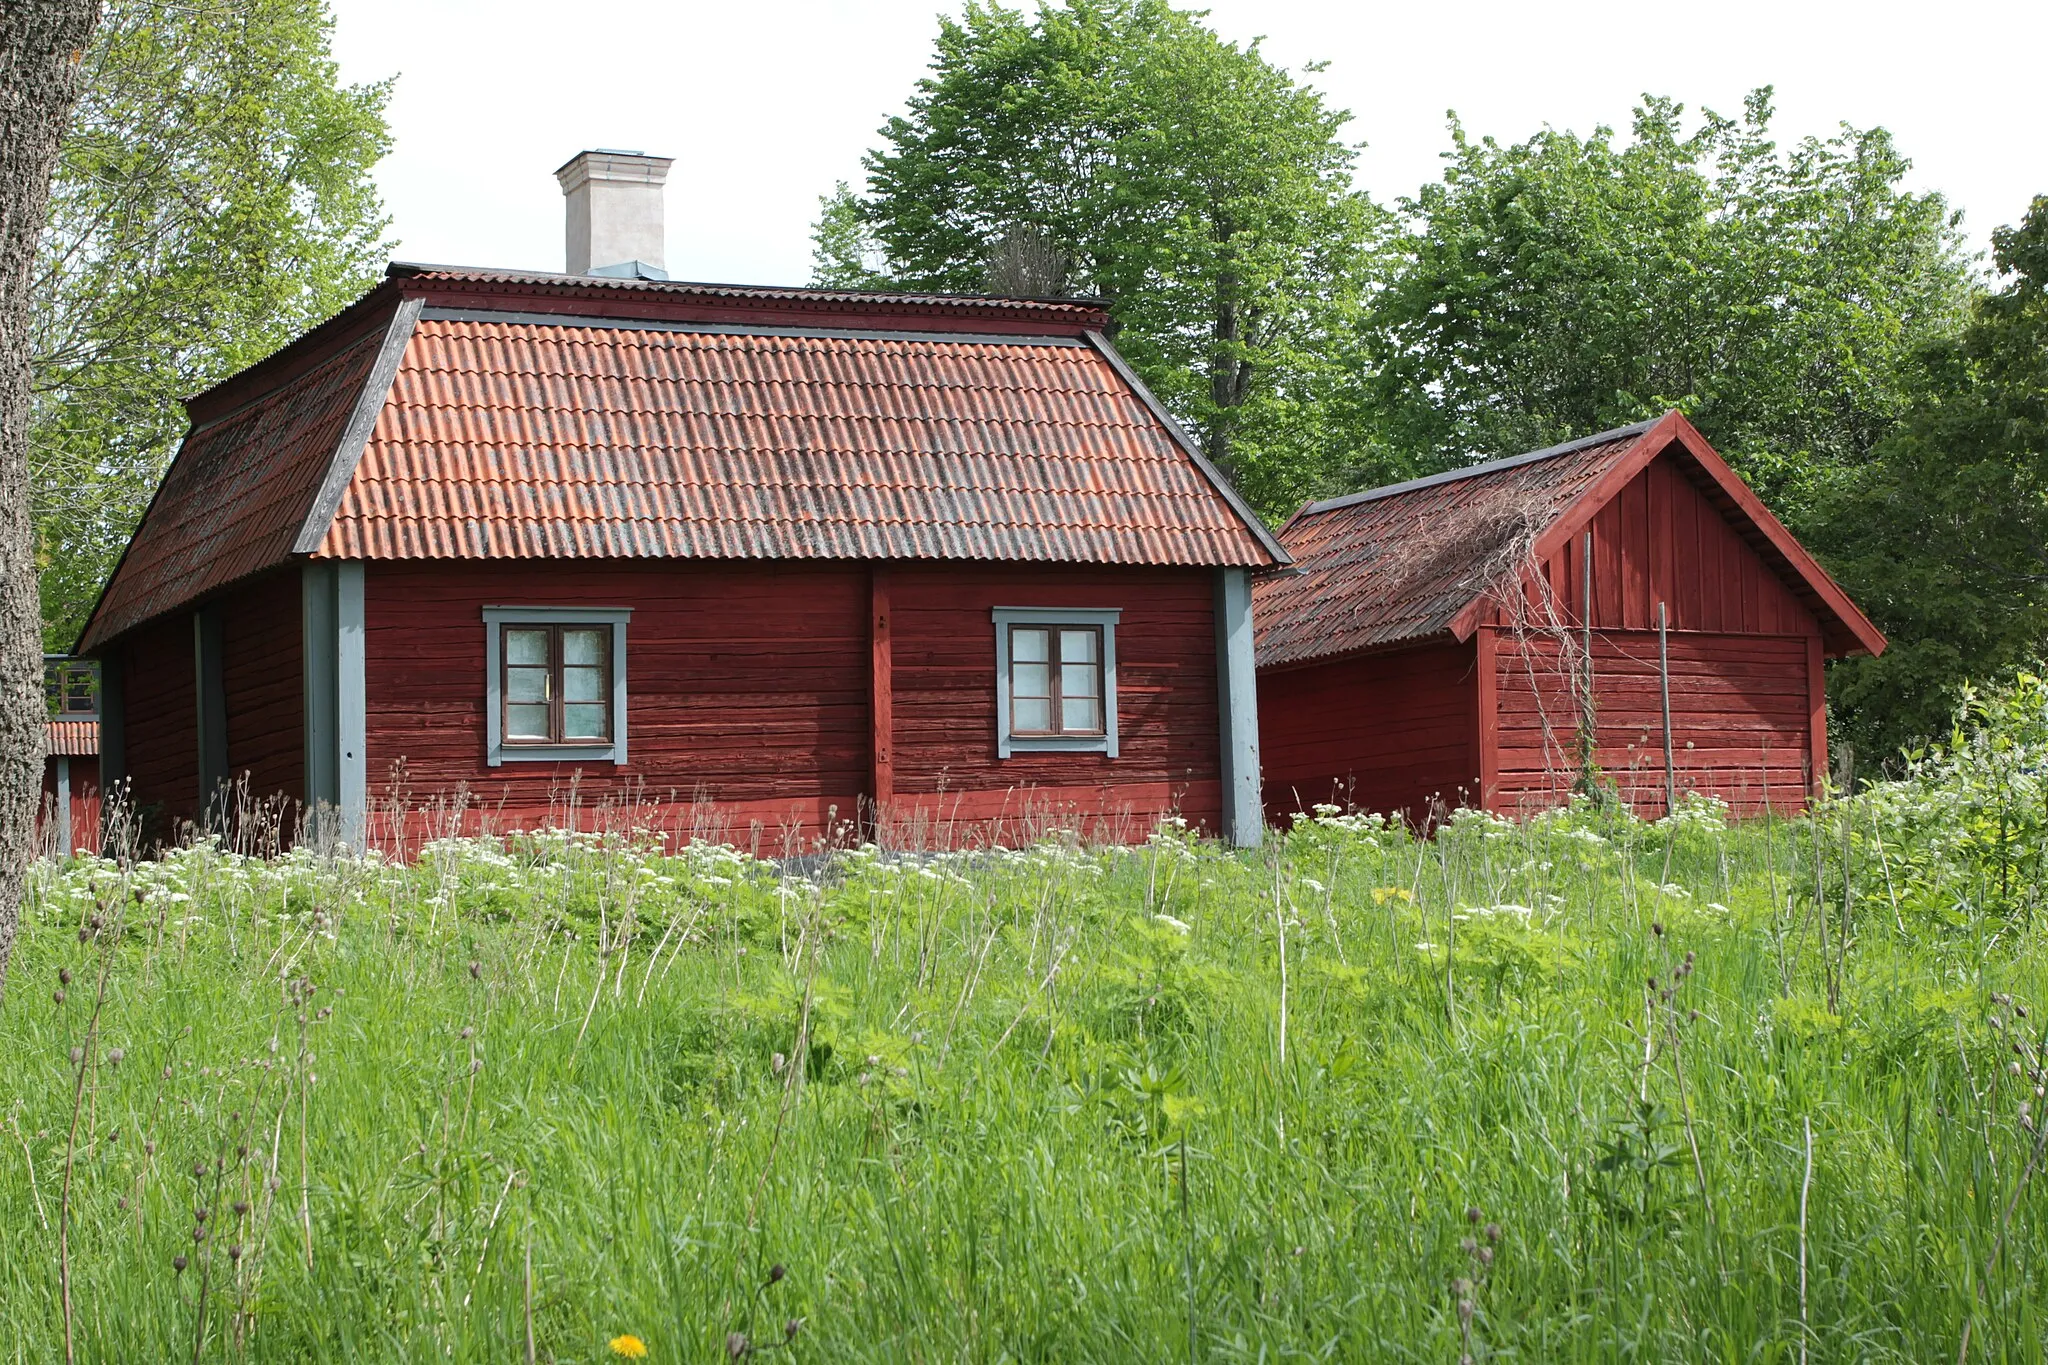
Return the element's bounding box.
[0,0,103,995]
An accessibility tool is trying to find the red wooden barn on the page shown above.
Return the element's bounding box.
[1255,411,1887,822]
[74,152,1280,852]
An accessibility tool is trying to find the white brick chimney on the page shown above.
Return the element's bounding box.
[554,149,675,279]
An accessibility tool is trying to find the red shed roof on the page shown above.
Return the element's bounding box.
[45,721,98,758]
[1256,411,1885,670]
[78,270,1280,650]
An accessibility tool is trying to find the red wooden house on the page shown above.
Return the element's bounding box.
[74,152,1280,851]
[40,656,101,856]
[1255,411,1886,822]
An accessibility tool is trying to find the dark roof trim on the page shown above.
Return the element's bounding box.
[1298,418,1661,518]
[418,306,1088,348]
[1080,330,1289,569]
[292,295,424,556]
[387,261,1112,316]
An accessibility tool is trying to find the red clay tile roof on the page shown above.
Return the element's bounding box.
[45,720,98,757]
[78,274,1278,649]
[78,327,387,651]
[317,317,1274,566]
[1256,423,1653,670]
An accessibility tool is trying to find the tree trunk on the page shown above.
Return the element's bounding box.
[0,0,103,995]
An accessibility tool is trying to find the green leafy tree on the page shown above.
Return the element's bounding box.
[1361,91,1975,524]
[813,0,1378,518]
[31,0,391,647]
[1823,196,2048,758]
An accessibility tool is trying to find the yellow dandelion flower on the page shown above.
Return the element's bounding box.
[609,1334,648,1359]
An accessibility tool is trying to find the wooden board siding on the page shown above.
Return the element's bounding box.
[362,560,872,838]
[886,564,1223,841]
[356,560,1222,847]
[115,613,198,840]
[1509,451,1813,637]
[39,756,101,855]
[1491,629,1815,818]
[221,570,304,805]
[1258,638,1480,824]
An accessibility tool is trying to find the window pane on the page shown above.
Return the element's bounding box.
[1013,661,1050,701]
[563,703,609,740]
[506,666,548,703]
[1062,661,1099,699]
[505,702,551,741]
[562,665,604,703]
[1059,629,1097,664]
[563,628,606,666]
[1012,628,1049,663]
[1062,696,1102,733]
[1013,696,1052,733]
[507,629,549,666]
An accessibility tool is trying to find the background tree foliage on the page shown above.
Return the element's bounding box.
[812,0,1378,518]
[31,0,390,648]
[1823,197,2048,760]
[1359,91,1977,521]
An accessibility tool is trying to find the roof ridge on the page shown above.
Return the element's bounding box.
[1299,417,1662,517]
[388,262,1111,313]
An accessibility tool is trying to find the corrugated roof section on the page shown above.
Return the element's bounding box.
[44,721,99,758]
[79,328,385,650]
[317,319,1272,567]
[1256,428,1650,669]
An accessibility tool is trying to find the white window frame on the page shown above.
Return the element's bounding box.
[482,606,632,766]
[992,606,1120,758]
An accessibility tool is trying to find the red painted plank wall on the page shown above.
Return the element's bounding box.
[115,612,197,841]
[362,560,872,842]
[1505,451,1813,636]
[1489,628,1815,817]
[1258,638,1480,824]
[38,756,101,855]
[887,565,1222,842]
[221,570,304,804]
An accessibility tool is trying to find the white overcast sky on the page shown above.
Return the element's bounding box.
[328,0,2045,288]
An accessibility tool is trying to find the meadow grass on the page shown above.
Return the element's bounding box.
[4,749,2048,1361]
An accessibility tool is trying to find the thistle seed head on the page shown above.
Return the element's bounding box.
[172,1254,187,1274]
[58,968,71,986]
[1465,1206,1482,1224]
[726,1332,749,1359]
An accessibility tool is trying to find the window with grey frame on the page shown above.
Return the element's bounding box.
[481,606,631,766]
[991,606,1120,757]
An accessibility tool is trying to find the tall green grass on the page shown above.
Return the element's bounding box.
[4,752,2048,1360]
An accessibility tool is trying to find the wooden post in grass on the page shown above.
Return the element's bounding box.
[1659,601,1675,816]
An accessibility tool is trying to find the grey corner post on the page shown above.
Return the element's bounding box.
[54,756,72,856]
[302,560,367,846]
[1214,567,1263,848]
[337,562,367,844]
[194,604,227,825]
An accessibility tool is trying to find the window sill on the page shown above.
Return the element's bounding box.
[496,744,623,765]
[1003,736,1114,756]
